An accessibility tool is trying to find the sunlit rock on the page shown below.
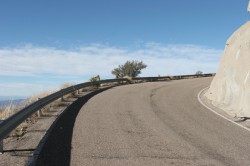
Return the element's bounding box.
[205,21,250,117]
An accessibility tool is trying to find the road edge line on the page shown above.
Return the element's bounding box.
[198,87,250,133]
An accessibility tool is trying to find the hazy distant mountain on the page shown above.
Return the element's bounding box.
[0,96,27,101]
[0,99,25,109]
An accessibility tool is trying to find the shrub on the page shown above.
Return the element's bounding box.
[111,60,147,78]
[90,75,101,88]
[195,70,203,76]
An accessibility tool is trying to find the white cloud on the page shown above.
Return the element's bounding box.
[0,43,222,78]
[0,43,223,97]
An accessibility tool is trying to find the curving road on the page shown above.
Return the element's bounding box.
[36,77,250,166]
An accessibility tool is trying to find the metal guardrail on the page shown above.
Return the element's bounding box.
[132,76,171,82]
[0,74,214,153]
[171,73,214,79]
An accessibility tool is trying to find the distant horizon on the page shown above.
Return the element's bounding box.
[0,71,216,100]
[0,96,27,101]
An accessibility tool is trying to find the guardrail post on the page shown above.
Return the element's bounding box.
[0,120,3,154]
[37,98,42,117]
[37,110,41,117]
[0,139,3,154]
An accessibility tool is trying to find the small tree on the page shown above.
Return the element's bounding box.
[89,75,100,88]
[112,60,147,78]
[195,70,203,76]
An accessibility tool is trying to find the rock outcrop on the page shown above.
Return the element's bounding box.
[205,21,250,117]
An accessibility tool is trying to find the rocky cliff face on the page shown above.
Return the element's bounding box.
[205,21,250,117]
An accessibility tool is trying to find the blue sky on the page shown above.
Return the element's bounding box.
[0,0,249,99]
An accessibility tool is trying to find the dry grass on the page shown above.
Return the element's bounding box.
[0,82,76,137]
[0,104,19,120]
[24,91,55,106]
[59,82,76,98]
[0,103,28,137]
[60,82,74,89]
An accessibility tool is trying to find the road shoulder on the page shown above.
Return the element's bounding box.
[198,88,250,131]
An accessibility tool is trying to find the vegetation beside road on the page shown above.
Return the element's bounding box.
[112,60,147,78]
[0,82,75,137]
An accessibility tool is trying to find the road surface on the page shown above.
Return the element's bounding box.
[36,77,250,166]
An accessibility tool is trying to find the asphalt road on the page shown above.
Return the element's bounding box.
[36,78,250,166]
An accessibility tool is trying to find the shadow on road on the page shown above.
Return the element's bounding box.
[33,87,112,166]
